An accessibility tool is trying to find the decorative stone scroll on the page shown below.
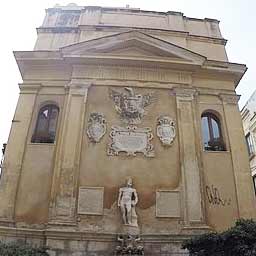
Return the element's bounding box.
[77,187,104,215]
[156,116,176,146]
[108,126,154,157]
[87,112,106,142]
[109,87,155,124]
[156,190,180,218]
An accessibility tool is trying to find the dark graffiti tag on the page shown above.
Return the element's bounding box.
[205,185,231,206]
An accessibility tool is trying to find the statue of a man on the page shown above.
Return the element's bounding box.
[118,178,138,226]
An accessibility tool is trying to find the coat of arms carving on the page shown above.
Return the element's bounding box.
[87,113,107,143]
[156,116,176,146]
[109,87,155,124]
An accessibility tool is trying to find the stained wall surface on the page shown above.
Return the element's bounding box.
[0,5,255,255]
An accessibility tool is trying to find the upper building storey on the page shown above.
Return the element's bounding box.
[35,4,228,61]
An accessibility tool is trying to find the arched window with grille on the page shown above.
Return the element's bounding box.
[31,104,59,143]
[201,112,225,151]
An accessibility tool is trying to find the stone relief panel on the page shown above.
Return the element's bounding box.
[77,187,104,215]
[109,87,156,124]
[87,112,107,143]
[156,116,176,146]
[108,125,154,157]
[156,190,180,218]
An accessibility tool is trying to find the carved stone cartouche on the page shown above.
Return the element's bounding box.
[87,112,106,143]
[108,125,154,157]
[156,115,176,146]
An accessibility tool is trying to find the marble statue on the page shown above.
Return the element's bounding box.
[118,178,138,226]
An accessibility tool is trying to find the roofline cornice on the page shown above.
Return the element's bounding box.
[13,50,246,86]
[46,6,220,23]
[36,26,227,45]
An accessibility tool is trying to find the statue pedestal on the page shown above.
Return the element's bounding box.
[121,224,140,235]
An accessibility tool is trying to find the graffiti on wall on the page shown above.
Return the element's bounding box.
[205,184,231,206]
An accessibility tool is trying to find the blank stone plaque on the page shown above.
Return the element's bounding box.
[78,187,104,215]
[156,190,180,218]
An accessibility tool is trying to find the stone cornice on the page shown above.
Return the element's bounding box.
[18,82,42,94]
[14,50,246,87]
[13,31,246,87]
[37,25,227,45]
[0,225,200,242]
[46,6,220,24]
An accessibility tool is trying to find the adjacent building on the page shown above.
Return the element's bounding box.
[242,90,256,194]
[0,4,255,255]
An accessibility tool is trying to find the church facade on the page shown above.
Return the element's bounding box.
[0,4,255,255]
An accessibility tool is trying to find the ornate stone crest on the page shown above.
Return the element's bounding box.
[115,234,144,255]
[109,87,155,124]
[156,116,176,146]
[87,113,106,142]
[108,125,154,157]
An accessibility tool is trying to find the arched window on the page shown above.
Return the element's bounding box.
[201,112,225,151]
[31,104,59,143]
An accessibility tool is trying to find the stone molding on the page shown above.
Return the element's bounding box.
[0,225,204,242]
[173,87,197,101]
[19,83,42,94]
[219,93,240,105]
[67,81,92,96]
[74,65,192,84]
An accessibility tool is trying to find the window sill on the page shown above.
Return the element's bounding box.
[203,150,230,153]
[27,143,56,146]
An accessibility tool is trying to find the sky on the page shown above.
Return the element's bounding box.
[0,0,255,148]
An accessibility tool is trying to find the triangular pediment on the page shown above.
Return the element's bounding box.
[61,31,206,65]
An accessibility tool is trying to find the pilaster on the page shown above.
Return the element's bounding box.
[0,83,40,225]
[48,81,91,225]
[174,87,204,225]
[220,93,256,219]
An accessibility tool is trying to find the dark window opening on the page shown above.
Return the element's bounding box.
[31,105,59,143]
[201,112,225,151]
[253,176,256,195]
[0,143,7,178]
[246,133,255,156]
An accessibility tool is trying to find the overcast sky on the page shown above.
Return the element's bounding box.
[0,0,255,148]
